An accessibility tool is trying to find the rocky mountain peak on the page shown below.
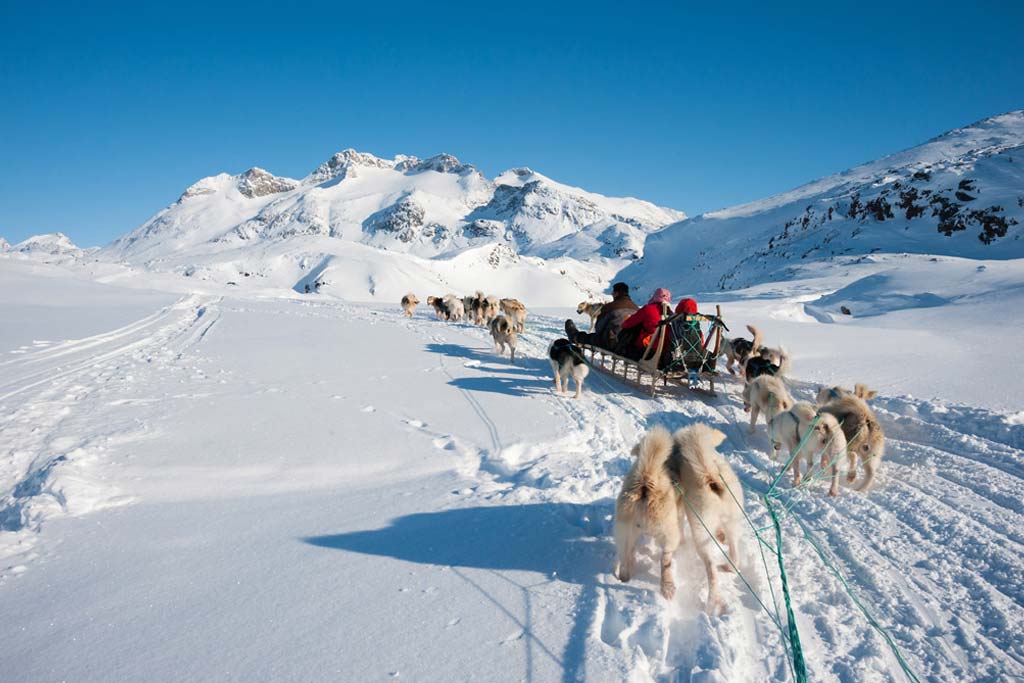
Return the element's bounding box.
[237,167,298,198]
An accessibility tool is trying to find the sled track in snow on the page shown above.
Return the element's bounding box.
[400,306,1023,682]
[0,295,222,576]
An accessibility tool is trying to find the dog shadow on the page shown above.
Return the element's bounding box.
[305,502,643,682]
[303,502,611,585]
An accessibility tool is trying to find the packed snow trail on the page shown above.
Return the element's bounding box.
[1,294,1022,682]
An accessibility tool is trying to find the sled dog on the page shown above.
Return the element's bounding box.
[769,402,848,496]
[671,423,744,613]
[721,324,762,375]
[742,375,794,432]
[548,338,588,398]
[427,295,450,320]
[815,383,878,406]
[489,315,517,362]
[443,294,465,322]
[818,394,886,491]
[576,301,604,331]
[400,293,419,318]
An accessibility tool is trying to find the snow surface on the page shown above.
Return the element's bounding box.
[1,258,1022,682]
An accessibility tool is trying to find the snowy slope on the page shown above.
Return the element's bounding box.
[1,264,1021,681]
[621,110,1024,294]
[99,151,684,303]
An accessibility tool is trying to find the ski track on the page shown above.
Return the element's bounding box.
[0,294,222,579]
[3,297,1022,682]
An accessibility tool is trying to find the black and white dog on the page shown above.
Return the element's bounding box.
[743,348,791,381]
[549,338,589,398]
[721,324,762,375]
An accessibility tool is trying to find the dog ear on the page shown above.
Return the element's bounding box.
[630,444,640,459]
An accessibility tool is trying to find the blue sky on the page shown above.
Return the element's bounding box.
[2,1,1022,246]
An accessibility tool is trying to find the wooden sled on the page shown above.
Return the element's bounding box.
[579,305,725,397]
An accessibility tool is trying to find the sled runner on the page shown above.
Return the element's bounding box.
[579,305,726,397]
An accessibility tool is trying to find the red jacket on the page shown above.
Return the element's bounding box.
[620,303,665,350]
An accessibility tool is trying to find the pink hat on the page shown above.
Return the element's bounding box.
[648,288,671,305]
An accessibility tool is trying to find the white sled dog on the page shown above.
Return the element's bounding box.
[741,375,794,432]
[489,315,517,362]
[614,425,682,600]
[483,295,501,323]
[818,394,886,491]
[576,301,604,331]
[671,423,744,613]
[769,402,848,496]
[400,293,419,318]
[500,298,527,333]
[443,294,465,322]
[548,338,588,398]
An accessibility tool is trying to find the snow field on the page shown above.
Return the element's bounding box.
[1,277,1022,681]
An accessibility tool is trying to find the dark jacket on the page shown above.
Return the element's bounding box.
[594,294,638,348]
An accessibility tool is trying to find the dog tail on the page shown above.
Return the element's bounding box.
[623,426,674,504]
[746,325,763,352]
[777,347,792,377]
[674,423,730,498]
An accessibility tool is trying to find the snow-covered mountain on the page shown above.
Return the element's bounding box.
[0,232,92,264]
[621,110,1024,294]
[101,151,684,302]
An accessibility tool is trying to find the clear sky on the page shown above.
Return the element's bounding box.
[2,1,1022,246]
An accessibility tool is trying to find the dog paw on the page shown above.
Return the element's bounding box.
[846,471,857,483]
[718,564,734,574]
[660,581,676,600]
[828,487,839,497]
[705,595,723,616]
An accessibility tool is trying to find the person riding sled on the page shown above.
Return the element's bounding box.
[617,288,672,362]
[564,282,638,349]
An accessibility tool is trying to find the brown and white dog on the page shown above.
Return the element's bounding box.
[576,301,605,331]
[769,402,848,496]
[815,383,878,406]
[400,293,419,318]
[489,315,517,362]
[741,375,794,432]
[818,394,886,491]
[500,298,527,333]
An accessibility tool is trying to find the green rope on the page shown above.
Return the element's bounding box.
[762,403,920,683]
[787,512,922,683]
[672,482,786,633]
[765,493,808,682]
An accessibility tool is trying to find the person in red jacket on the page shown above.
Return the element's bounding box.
[675,297,698,316]
[619,288,671,359]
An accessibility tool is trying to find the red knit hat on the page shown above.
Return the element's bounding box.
[675,298,698,314]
